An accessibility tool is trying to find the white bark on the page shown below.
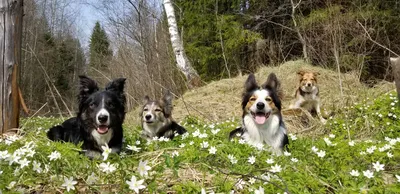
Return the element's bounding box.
[163,0,200,87]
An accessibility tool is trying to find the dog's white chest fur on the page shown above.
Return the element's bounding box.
[91,129,114,148]
[142,122,166,138]
[242,114,286,154]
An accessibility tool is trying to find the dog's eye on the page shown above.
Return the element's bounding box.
[90,103,96,109]
[155,109,162,112]
[143,108,148,111]
[265,97,272,102]
[249,97,256,101]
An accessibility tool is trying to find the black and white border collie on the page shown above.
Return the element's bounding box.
[229,73,288,154]
[141,90,187,140]
[47,76,126,158]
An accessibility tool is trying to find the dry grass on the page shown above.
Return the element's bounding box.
[125,60,395,134]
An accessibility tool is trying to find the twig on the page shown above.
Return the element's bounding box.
[356,20,399,57]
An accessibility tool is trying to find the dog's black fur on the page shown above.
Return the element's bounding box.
[47,76,126,158]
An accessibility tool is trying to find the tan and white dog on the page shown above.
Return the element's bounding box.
[290,70,326,123]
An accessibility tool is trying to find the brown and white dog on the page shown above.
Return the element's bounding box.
[290,70,326,123]
[141,90,186,140]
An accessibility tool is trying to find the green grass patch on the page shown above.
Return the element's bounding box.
[0,93,400,193]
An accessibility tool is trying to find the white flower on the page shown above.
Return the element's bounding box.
[135,140,141,145]
[316,150,326,158]
[192,130,200,137]
[254,186,265,194]
[172,150,179,157]
[137,160,152,177]
[7,181,16,189]
[387,152,394,158]
[248,177,256,184]
[350,170,360,177]
[288,134,297,141]
[0,170,2,174]
[181,133,189,140]
[101,144,112,161]
[366,146,376,154]
[270,164,282,173]
[0,150,10,160]
[86,172,98,184]
[239,139,246,144]
[26,149,36,158]
[62,176,77,192]
[228,154,237,164]
[126,175,146,193]
[152,136,159,141]
[291,158,298,163]
[7,153,21,165]
[311,146,319,153]
[189,141,194,145]
[363,170,374,179]
[248,156,256,164]
[396,175,400,183]
[98,162,117,174]
[283,151,291,156]
[32,161,42,173]
[266,158,274,164]
[372,161,384,172]
[201,188,207,194]
[201,141,209,149]
[329,134,335,138]
[360,151,366,155]
[208,146,217,154]
[324,137,336,146]
[179,143,186,148]
[127,145,141,152]
[254,143,264,150]
[348,141,355,146]
[18,158,30,169]
[48,151,61,161]
[211,129,220,134]
[199,133,208,139]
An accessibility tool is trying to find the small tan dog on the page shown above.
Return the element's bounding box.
[290,70,326,123]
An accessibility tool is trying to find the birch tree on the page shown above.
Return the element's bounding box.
[163,0,201,88]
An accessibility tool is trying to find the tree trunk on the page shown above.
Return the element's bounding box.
[163,0,201,88]
[0,0,23,133]
[390,57,400,103]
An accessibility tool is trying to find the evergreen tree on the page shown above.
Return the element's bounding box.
[89,21,112,70]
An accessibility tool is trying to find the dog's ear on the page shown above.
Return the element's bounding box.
[143,95,151,104]
[106,78,127,104]
[297,70,305,76]
[78,75,99,104]
[245,74,259,92]
[161,90,173,118]
[262,73,280,91]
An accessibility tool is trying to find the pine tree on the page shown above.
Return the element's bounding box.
[89,21,112,70]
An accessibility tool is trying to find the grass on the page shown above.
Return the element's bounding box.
[1,60,399,193]
[0,93,399,193]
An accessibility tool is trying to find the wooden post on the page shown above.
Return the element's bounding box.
[390,57,400,103]
[0,0,23,134]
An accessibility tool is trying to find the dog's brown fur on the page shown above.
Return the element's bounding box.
[290,70,326,123]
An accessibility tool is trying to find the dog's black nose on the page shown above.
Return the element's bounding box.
[98,115,108,123]
[307,83,311,87]
[145,115,152,120]
[256,102,265,110]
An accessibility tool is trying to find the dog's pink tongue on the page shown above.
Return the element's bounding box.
[255,114,266,124]
[97,126,108,134]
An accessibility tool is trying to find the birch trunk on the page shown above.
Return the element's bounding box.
[163,0,201,88]
[390,57,400,103]
[0,0,23,133]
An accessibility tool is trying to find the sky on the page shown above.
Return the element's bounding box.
[76,0,103,50]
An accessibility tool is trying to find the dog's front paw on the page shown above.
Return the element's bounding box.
[320,118,327,124]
